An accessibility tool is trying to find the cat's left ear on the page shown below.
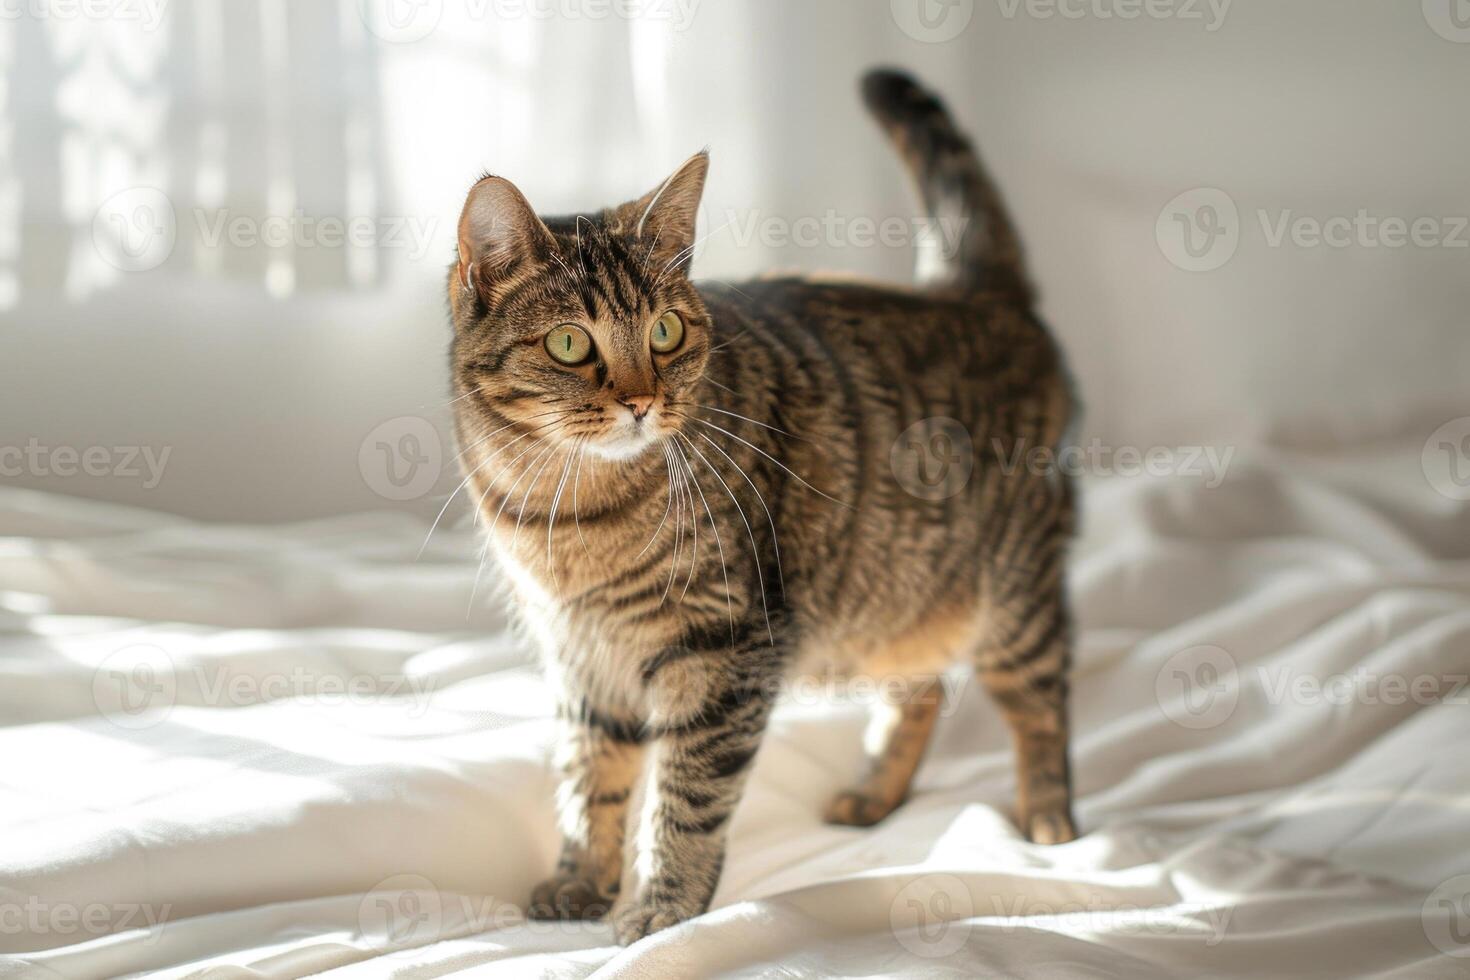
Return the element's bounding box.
[617,150,708,274]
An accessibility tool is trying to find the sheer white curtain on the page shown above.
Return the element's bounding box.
[7,0,388,302]
[4,1,1467,521]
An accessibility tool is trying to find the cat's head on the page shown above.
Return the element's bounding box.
[448,152,711,462]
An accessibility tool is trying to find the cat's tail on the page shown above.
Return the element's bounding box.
[860,68,1032,304]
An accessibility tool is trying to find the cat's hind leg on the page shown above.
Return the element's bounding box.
[975,476,1078,845]
[824,676,943,827]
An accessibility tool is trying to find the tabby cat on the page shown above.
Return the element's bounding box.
[447,69,1078,944]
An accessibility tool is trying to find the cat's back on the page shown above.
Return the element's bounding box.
[696,275,1069,423]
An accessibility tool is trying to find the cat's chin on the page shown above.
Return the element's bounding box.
[585,432,661,462]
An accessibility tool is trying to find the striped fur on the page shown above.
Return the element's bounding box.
[448,68,1078,945]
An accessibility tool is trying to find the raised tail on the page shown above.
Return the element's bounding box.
[861,68,1032,304]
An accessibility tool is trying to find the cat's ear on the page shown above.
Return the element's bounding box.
[457,175,557,296]
[620,150,709,274]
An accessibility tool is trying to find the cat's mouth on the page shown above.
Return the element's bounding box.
[585,409,667,461]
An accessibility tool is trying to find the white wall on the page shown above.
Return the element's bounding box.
[2,0,1466,521]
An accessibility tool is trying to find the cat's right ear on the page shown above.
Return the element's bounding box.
[457,176,557,297]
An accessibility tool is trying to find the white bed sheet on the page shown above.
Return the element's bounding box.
[2,440,1469,979]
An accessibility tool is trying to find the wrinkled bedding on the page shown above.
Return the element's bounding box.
[2,439,1469,978]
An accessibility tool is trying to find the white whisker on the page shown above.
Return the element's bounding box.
[572,440,593,557]
[706,329,748,353]
[454,409,569,467]
[693,401,796,439]
[704,279,756,303]
[686,415,851,508]
[575,215,593,277]
[640,223,666,275]
[694,429,785,596]
[547,250,577,282]
[678,431,772,644]
[670,437,736,644]
[678,443,700,602]
[512,443,564,553]
[653,220,732,288]
[420,412,571,558]
[636,445,675,560]
[433,384,486,411]
[659,442,685,607]
[544,440,579,595]
[467,434,553,613]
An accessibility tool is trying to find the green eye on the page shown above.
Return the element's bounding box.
[545,324,593,365]
[651,310,685,353]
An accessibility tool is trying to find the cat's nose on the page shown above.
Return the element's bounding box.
[618,394,655,420]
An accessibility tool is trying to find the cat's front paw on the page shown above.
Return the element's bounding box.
[527,874,614,921]
[612,895,702,945]
[1022,806,1078,845]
